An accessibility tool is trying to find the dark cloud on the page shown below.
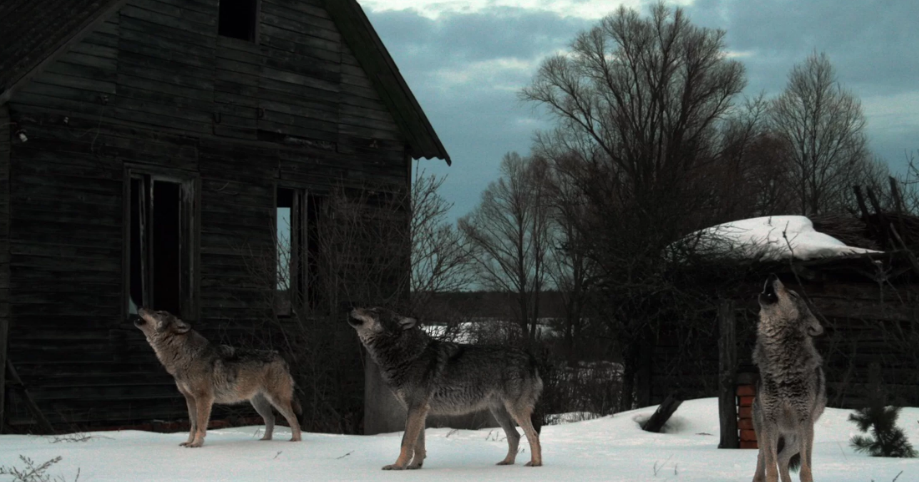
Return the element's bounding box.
[365,2,918,220]
[371,8,591,64]
[367,8,590,218]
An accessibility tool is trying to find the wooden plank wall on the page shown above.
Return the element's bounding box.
[4,0,410,429]
[0,104,10,429]
[649,277,919,409]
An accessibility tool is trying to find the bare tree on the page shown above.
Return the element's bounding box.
[409,164,474,317]
[899,151,919,214]
[711,94,797,219]
[459,153,552,343]
[521,2,745,203]
[521,2,747,410]
[530,149,598,366]
[770,51,872,215]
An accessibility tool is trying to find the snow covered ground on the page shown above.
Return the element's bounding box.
[1,398,917,481]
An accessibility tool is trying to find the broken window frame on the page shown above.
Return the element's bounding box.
[275,186,325,317]
[124,165,200,322]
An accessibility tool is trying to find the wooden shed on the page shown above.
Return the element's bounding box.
[0,0,449,432]
[647,237,919,448]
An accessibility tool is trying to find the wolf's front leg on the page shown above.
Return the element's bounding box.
[178,389,198,447]
[186,394,214,448]
[797,422,816,482]
[757,426,780,482]
[383,405,428,470]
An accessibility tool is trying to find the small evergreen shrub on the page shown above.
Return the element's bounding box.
[848,364,917,458]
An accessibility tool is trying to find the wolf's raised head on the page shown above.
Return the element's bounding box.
[758,274,823,337]
[135,307,192,340]
[348,307,427,368]
[348,307,417,336]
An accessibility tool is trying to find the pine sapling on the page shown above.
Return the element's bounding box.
[848,363,917,458]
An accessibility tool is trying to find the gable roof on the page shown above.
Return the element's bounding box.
[0,0,451,164]
[0,0,127,105]
[325,0,451,164]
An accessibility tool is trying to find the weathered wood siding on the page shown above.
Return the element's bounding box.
[0,104,11,427]
[650,270,919,409]
[0,104,9,323]
[4,0,408,429]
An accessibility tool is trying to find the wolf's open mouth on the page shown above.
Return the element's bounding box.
[760,274,779,304]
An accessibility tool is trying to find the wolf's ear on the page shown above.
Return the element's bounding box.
[174,318,191,334]
[398,316,417,330]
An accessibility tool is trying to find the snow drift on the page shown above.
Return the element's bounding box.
[682,215,881,261]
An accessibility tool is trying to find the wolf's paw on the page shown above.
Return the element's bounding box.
[259,436,272,441]
[182,440,204,448]
[524,461,542,467]
[496,460,515,466]
[289,436,301,442]
[382,464,406,471]
[406,463,423,470]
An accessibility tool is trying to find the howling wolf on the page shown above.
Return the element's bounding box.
[348,307,544,470]
[135,308,302,447]
[751,275,826,482]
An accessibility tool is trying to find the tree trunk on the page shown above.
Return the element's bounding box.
[619,348,639,412]
[565,315,576,367]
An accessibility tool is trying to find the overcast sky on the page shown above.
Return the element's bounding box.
[360,0,919,220]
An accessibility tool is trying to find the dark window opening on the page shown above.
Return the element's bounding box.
[153,181,182,314]
[276,188,326,315]
[219,0,258,42]
[127,173,195,319]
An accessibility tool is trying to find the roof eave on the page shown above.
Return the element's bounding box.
[325,0,451,165]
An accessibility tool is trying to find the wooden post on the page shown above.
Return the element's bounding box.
[635,330,653,408]
[718,299,738,449]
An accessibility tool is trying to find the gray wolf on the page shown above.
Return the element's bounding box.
[135,308,302,447]
[751,275,826,482]
[348,307,543,470]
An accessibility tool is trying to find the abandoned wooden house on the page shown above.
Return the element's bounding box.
[644,213,919,449]
[0,0,449,433]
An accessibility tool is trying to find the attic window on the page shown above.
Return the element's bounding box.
[219,0,258,42]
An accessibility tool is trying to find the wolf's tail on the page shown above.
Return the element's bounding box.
[527,350,545,435]
[292,396,303,416]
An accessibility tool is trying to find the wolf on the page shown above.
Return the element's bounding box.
[751,275,826,482]
[348,307,543,470]
[135,308,302,447]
